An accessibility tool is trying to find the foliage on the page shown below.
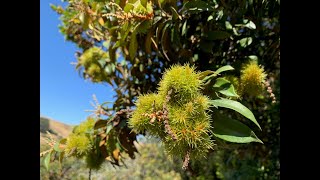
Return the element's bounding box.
[44,0,280,178]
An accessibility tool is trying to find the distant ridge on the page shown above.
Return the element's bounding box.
[40,116,73,145]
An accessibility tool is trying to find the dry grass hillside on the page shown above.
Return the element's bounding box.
[40,116,73,145]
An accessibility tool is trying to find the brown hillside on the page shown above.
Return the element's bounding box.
[40,116,73,145]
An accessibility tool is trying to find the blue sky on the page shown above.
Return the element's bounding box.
[40,0,114,125]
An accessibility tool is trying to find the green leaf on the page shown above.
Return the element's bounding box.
[54,143,63,152]
[141,0,147,8]
[105,65,112,75]
[161,21,171,61]
[207,31,231,40]
[248,55,258,61]
[103,41,110,48]
[181,20,187,36]
[199,70,215,80]
[124,3,134,13]
[225,21,232,30]
[94,119,108,129]
[209,98,261,130]
[182,0,214,14]
[139,64,144,72]
[129,32,138,61]
[207,15,214,21]
[97,59,106,67]
[232,27,240,36]
[59,151,65,169]
[214,65,234,75]
[79,12,89,29]
[106,124,113,134]
[239,37,253,47]
[170,7,181,20]
[245,21,256,29]
[153,16,162,25]
[213,114,263,143]
[213,78,239,97]
[44,151,52,171]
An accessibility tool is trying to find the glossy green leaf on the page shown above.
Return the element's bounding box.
[214,65,234,75]
[44,151,52,171]
[239,37,253,47]
[207,31,231,40]
[209,98,261,130]
[245,21,256,29]
[225,21,232,30]
[182,20,187,36]
[213,114,263,143]
[213,78,239,97]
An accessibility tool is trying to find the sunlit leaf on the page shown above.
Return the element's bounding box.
[214,65,234,75]
[44,151,52,171]
[239,37,253,47]
[213,78,239,97]
[213,114,263,143]
[209,98,261,130]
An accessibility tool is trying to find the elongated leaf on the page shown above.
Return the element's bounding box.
[182,20,187,36]
[94,119,108,129]
[182,0,214,14]
[207,31,231,40]
[239,37,253,47]
[199,70,215,80]
[44,151,52,171]
[214,65,234,75]
[170,7,181,20]
[209,98,261,130]
[129,32,138,60]
[106,124,113,134]
[213,78,239,97]
[161,22,171,61]
[213,114,263,143]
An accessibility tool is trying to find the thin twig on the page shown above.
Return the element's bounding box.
[182,149,191,170]
[88,168,92,180]
[163,89,177,141]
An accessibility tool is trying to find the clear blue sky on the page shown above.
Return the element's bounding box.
[40,0,115,125]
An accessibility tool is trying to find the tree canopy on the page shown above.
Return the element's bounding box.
[43,0,280,178]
